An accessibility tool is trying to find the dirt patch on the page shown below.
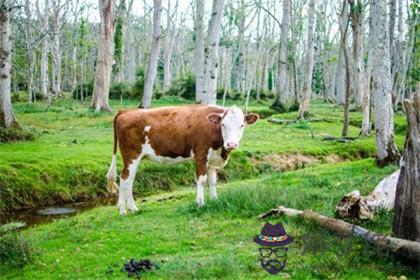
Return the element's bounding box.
[252,153,346,172]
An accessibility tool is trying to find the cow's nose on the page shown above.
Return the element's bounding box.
[226,142,238,150]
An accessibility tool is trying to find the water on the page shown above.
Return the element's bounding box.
[0,197,117,227]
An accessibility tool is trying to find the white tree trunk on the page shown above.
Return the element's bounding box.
[124,0,135,84]
[202,0,225,105]
[0,0,19,128]
[350,0,364,109]
[297,0,315,119]
[38,0,50,101]
[142,0,162,108]
[370,0,400,166]
[92,0,116,112]
[163,0,177,91]
[335,1,348,106]
[194,0,205,103]
[274,0,291,108]
[51,13,61,97]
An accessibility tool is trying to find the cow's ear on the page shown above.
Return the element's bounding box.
[245,113,259,125]
[208,113,222,125]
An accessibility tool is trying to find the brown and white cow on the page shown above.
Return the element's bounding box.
[106,105,259,215]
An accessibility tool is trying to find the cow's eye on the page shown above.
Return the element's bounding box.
[241,124,244,128]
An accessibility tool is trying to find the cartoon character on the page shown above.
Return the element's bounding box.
[253,223,293,275]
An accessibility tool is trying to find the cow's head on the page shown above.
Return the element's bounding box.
[208,106,259,151]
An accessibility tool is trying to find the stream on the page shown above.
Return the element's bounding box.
[0,197,117,227]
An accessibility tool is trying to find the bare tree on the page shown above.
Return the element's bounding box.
[36,0,50,102]
[369,0,400,166]
[162,0,178,91]
[334,1,348,106]
[202,0,225,105]
[340,0,351,137]
[194,0,205,103]
[23,0,37,103]
[92,0,117,112]
[393,89,420,242]
[0,0,19,128]
[272,0,291,110]
[124,0,135,84]
[297,0,315,119]
[141,0,162,108]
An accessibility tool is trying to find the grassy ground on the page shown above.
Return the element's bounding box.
[1,97,415,279]
[0,97,406,213]
[2,159,418,279]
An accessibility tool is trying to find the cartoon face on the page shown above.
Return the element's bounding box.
[258,247,288,275]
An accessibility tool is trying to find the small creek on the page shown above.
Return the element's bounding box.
[0,197,117,227]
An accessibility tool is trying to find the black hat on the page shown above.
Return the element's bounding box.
[253,223,293,247]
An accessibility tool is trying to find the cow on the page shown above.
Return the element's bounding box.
[106,104,259,215]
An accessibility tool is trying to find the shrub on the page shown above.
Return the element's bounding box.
[72,81,93,99]
[109,82,131,100]
[0,222,34,268]
[0,128,35,143]
[166,75,196,100]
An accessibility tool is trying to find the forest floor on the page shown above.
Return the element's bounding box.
[1,97,417,279]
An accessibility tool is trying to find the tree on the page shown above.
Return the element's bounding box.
[202,0,225,105]
[0,0,19,128]
[92,0,116,112]
[369,0,400,166]
[162,0,178,91]
[393,89,420,242]
[334,0,348,106]
[36,0,50,102]
[340,0,350,137]
[194,0,205,103]
[297,0,315,119]
[272,0,291,111]
[141,0,162,108]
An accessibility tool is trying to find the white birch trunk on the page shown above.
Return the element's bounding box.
[142,0,162,108]
[194,0,205,103]
[0,0,19,128]
[370,0,400,166]
[92,0,116,112]
[335,1,348,106]
[274,0,290,108]
[297,0,315,119]
[350,0,364,109]
[38,0,50,101]
[124,0,135,84]
[202,0,225,105]
[51,13,61,97]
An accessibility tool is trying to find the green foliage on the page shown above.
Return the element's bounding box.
[113,17,124,66]
[0,224,34,268]
[0,128,34,143]
[109,82,131,100]
[268,69,273,90]
[72,81,93,99]
[166,74,196,100]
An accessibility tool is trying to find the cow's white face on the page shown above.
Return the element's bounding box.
[208,106,259,151]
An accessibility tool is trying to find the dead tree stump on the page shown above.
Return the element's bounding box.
[393,93,420,242]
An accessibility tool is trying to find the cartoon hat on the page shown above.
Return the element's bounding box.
[253,223,293,247]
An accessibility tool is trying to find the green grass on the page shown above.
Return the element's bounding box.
[1,159,417,279]
[0,98,406,213]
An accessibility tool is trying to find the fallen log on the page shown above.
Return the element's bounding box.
[336,170,400,220]
[259,205,420,263]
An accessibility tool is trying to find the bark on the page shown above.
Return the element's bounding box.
[24,0,36,103]
[124,0,135,84]
[297,0,315,119]
[202,0,225,105]
[113,0,126,84]
[194,0,205,103]
[37,0,50,101]
[141,0,162,108]
[370,0,400,166]
[393,91,420,242]
[92,0,116,112]
[349,0,364,109]
[334,1,349,106]
[273,0,290,109]
[259,206,420,263]
[336,170,400,220]
[340,0,350,137]
[389,0,397,108]
[236,1,246,93]
[51,7,62,98]
[0,0,19,128]
[162,0,178,91]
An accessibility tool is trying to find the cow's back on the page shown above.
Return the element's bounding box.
[115,105,225,162]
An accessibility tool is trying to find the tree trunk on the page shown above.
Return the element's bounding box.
[92,0,116,112]
[334,1,348,106]
[141,0,162,108]
[163,0,177,91]
[51,13,61,98]
[194,0,205,103]
[202,0,225,105]
[297,0,315,119]
[273,0,290,110]
[0,0,19,128]
[393,90,420,242]
[124,0,135,84]
[340,0,350,137]
[38,0,50,101]
[370,0,400,166]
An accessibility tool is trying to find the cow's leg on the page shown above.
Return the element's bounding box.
[195,155,208,207]
[118,156,141,215]
[208,167,218,200]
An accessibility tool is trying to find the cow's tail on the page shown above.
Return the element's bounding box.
[106,111,122,194]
